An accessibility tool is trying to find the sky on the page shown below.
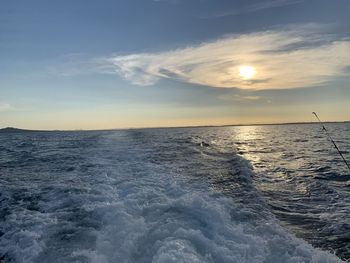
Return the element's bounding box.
[1,0,350,130]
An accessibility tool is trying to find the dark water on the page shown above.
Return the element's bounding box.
[0,123,349,262]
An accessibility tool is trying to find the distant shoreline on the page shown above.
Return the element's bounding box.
[1,121,350,133]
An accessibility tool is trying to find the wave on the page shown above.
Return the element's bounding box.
[0,130,346,262]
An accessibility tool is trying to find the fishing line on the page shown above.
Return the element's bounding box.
[312,112,350,171]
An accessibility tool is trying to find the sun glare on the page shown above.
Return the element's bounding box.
[239,66,256,79]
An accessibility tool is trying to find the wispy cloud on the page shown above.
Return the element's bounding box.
[107,25,350,90]
[201,0,304,18]
[0,102,11,111]
[249,0,303,10]
[217,94,275,105]
[219,94,262,102]
[47,53,110,77]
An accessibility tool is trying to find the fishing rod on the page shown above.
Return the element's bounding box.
[312,112,350,171]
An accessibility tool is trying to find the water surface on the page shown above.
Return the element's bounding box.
[0,123,349,262]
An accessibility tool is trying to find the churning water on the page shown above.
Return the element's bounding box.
[0,123,349,262]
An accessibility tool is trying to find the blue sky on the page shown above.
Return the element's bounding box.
[1,0,350,129]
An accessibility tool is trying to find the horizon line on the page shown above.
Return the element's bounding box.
[1,120,350,132]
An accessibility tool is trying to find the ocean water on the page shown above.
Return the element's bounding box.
[0,123,349,263]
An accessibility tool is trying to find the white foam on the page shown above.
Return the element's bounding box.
[0,131,346,263]
[80,174,344,263]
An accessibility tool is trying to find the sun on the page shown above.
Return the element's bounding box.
[239,66,256,79]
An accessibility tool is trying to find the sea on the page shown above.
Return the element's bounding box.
[0,123,349,263]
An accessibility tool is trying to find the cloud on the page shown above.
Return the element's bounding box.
[47,53,111,77]
[153,0,303,17]
[108,25,350,90]
[204,0,304,18]
[0,102,11,111]
[218,94,267,103]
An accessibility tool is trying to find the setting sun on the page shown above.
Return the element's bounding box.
[239,66,257,79]
[1,1,350,262]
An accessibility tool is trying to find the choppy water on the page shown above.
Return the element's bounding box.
[0,123,349,263]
